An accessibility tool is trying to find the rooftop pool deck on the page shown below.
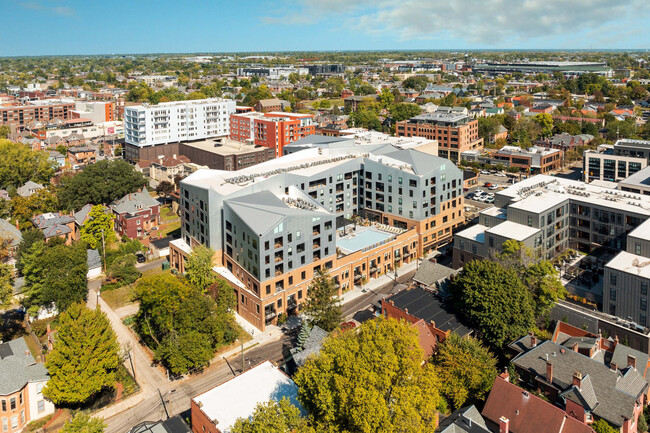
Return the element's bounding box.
[337,227,394,254]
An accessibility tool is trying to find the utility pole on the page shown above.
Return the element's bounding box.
[158,389,170,419]
[101,229,106,273]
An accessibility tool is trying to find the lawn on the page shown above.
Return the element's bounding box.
[161,221,181,237]
[101,285,136,310]
[161,205,179,223]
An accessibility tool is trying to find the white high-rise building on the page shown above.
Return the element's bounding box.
[124,98,236,147]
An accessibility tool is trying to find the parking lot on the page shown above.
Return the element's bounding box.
[464,171,519,207]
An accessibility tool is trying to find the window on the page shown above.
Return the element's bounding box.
[10,417,16,430]
[18,394,21,406]
[2,417,7,432]
[610,287,617,301]
[527,216,532,227]
[0,401,4,412]
[643,283,648,296]
[642,298,647,311]
[20,411,24,425]
[277,299,282,308]
[298,290,303,299]
[610,273,617,286]
[9,399,15,411]
[636,243,642,255]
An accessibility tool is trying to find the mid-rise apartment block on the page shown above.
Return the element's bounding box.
[396,112,483,163]
[0,100,75,131]
[584,140,650,183]
[229,112,316,157]
[124,98,236,148]
[454,175,650,268]
[171,141,465,330]
[71,101,116,123]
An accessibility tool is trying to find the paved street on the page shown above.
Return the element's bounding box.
[101,266,422,433]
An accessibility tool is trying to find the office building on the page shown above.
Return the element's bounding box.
[171,142,464,329]
[306,64,345,75]
[489,145,563,174]
[236,67,308,78]
[584,140,650,183]
[453,175,650,268]
[124,98,236,148]
[619,166,650,195]
[396,112,483,163]
[229,112,316,157]
[133,75,178,87]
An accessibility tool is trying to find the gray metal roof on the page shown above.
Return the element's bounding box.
[0,338,49,395]
[383,149,450,176]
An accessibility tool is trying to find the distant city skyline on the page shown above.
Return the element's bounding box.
[4,0,650,56]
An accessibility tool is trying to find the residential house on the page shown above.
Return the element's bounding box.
[412,261,458,292]
[0,338,55,433]
[48,150,65,168]
[16,181,43,198]
[381,286,470,357]
[0,190,9,201]
[190,361,302,433]
[72,204,93,240]
[110,190,160,239]
[67,146,96,166]
[482,375,595,433]
[150,154,191,183]
[509,333,647,432]
[63,133,85,147]
[254,98,287,113]
[435,406,491,433]
[344,94,378,112]
[0,218,22,270]
[32,213,76,245]
[494,125,508,142]
[538,133,594,151]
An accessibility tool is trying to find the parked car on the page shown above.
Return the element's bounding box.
[484,182,493,187]
[136,253,146,263]
[480,170,490,174]
[489,184,499,190]
[485,196,495,203]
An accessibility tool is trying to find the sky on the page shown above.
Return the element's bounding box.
[4,0,650,56]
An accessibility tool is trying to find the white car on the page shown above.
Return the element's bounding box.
[480,170,490,174]
[485,196,495,203]
[495,172,507,177]
[489,184,499,190]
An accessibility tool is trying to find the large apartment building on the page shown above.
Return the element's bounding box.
[124,98,236,149]
[454,175,650,268]
[584,139,650,184]
[170,141,465,330]
[0,100,75,131]
[230,112,316,157]
[395,112,483,163]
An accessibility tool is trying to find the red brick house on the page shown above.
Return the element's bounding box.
[67,146,96,166]
[109,190,160,239]
[482,375,595,433]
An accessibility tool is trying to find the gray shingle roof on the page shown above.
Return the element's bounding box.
[436,405,490,433]
[16,181,44,198]
[73,204,93,225]
[110,190,159,216]
[413,261,458,287]
[0,218,22,248]
[512,340,647,427]
[87,249,101,270]
[0,338,49,395]
[291,325,328,368]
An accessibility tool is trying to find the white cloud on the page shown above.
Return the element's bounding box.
[18,1,75,16]
[263,0,649,45]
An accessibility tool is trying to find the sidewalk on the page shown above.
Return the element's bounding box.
[339,255,423,305]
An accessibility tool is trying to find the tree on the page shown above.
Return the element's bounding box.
[61,414,105,433]
[22,241,88,312]
[12,188,60,228]
[43,303,120,405]
[402,76,430,92]
[155,181,174,199]
[450,260,535,348]
[106,254,140,286]
[432,333,498,410]
[0,125,9,139]
[294,318,445,433]
[302,269,341,332]
[80,205,116,250]
[378,88,395,109]
[134,274,237,374]
[388,103,422,122]
[58,160,147,210]
[592,419,618,433]
[0,140,56,189]
[232,398,309,433]
[185,245,217,292]
[15,228,43,274]
[0,262,13,310]
[534,113,554,138]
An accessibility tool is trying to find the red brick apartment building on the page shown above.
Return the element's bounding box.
[109,191,160,239]
[0,101,75,131]
[230,112,316,157]
[396,112,483,163]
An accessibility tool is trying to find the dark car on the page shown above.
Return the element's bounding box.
[136,253,146,263]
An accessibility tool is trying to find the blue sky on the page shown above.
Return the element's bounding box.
[4,0,650,56]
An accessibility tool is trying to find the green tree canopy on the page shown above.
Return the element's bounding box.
[43,303,120,405]
[185,245,217,292]
[61,414,105,433]
[432,333,498,410]
[534,113,554,138]
[302,269,341,332]
[294,318,445,433]
[402,76,430,92]
[12,188,60,228]
[80,205,116,250]
[592,419,618,433]
[58,160,147,210]
[232,398,309,433]
[388,103,422,122]
[22,240,88,313]
[15,228,43,274]
[0,140,56,189]
[450,259,536,348]
[134,274,237,374]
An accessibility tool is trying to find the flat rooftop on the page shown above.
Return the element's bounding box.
[627,218,650,242]
[509,191,568,214]
[192,361,302,433]
[480,206,507,220]
[486,221,541,241]
[337,227,394,254]
[181,137,268,155]
[498,175,650,216]
[455,224,486,243]
[620,166,650,188]
[606,251,650,279]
